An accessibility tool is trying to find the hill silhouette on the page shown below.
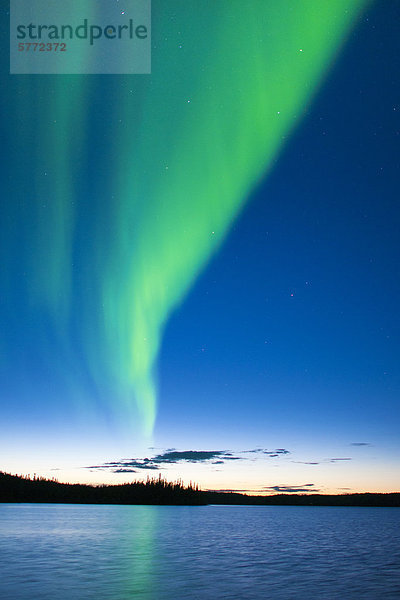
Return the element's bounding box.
[1,472,399,506]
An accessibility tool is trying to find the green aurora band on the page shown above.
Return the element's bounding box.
[2,1,369,434]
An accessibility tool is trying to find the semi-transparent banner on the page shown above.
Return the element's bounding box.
[10,0,151,74]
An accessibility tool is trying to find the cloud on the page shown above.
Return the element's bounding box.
[350,442,371,447]
[113,468,137,473]
[244,448,291,457]
[85,447,291,473]
[292,458,352,466]
[152,450,232,463]
[87,459,159,472]
[264,483,320,493]
[86,450,240,472]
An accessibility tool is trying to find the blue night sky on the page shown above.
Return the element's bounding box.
[0,1,399,493]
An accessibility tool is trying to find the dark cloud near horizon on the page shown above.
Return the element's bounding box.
[113,468,137,473]
[85,447,291,473]
[292,457,352,465]
[206,489,252,493]
[264,483,320,493]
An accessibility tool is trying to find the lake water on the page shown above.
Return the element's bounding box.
[0,504,399,599]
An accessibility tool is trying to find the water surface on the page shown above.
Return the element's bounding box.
[0,504,399,599]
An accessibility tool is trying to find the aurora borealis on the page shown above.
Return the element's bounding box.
[2,1,367,431]
[1,1,399,493]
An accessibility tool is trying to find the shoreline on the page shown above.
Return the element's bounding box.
[1,472,399,507]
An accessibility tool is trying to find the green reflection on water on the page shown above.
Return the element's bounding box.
[123,506,158,600]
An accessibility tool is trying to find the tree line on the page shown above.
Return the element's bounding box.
[1,471,399,506]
